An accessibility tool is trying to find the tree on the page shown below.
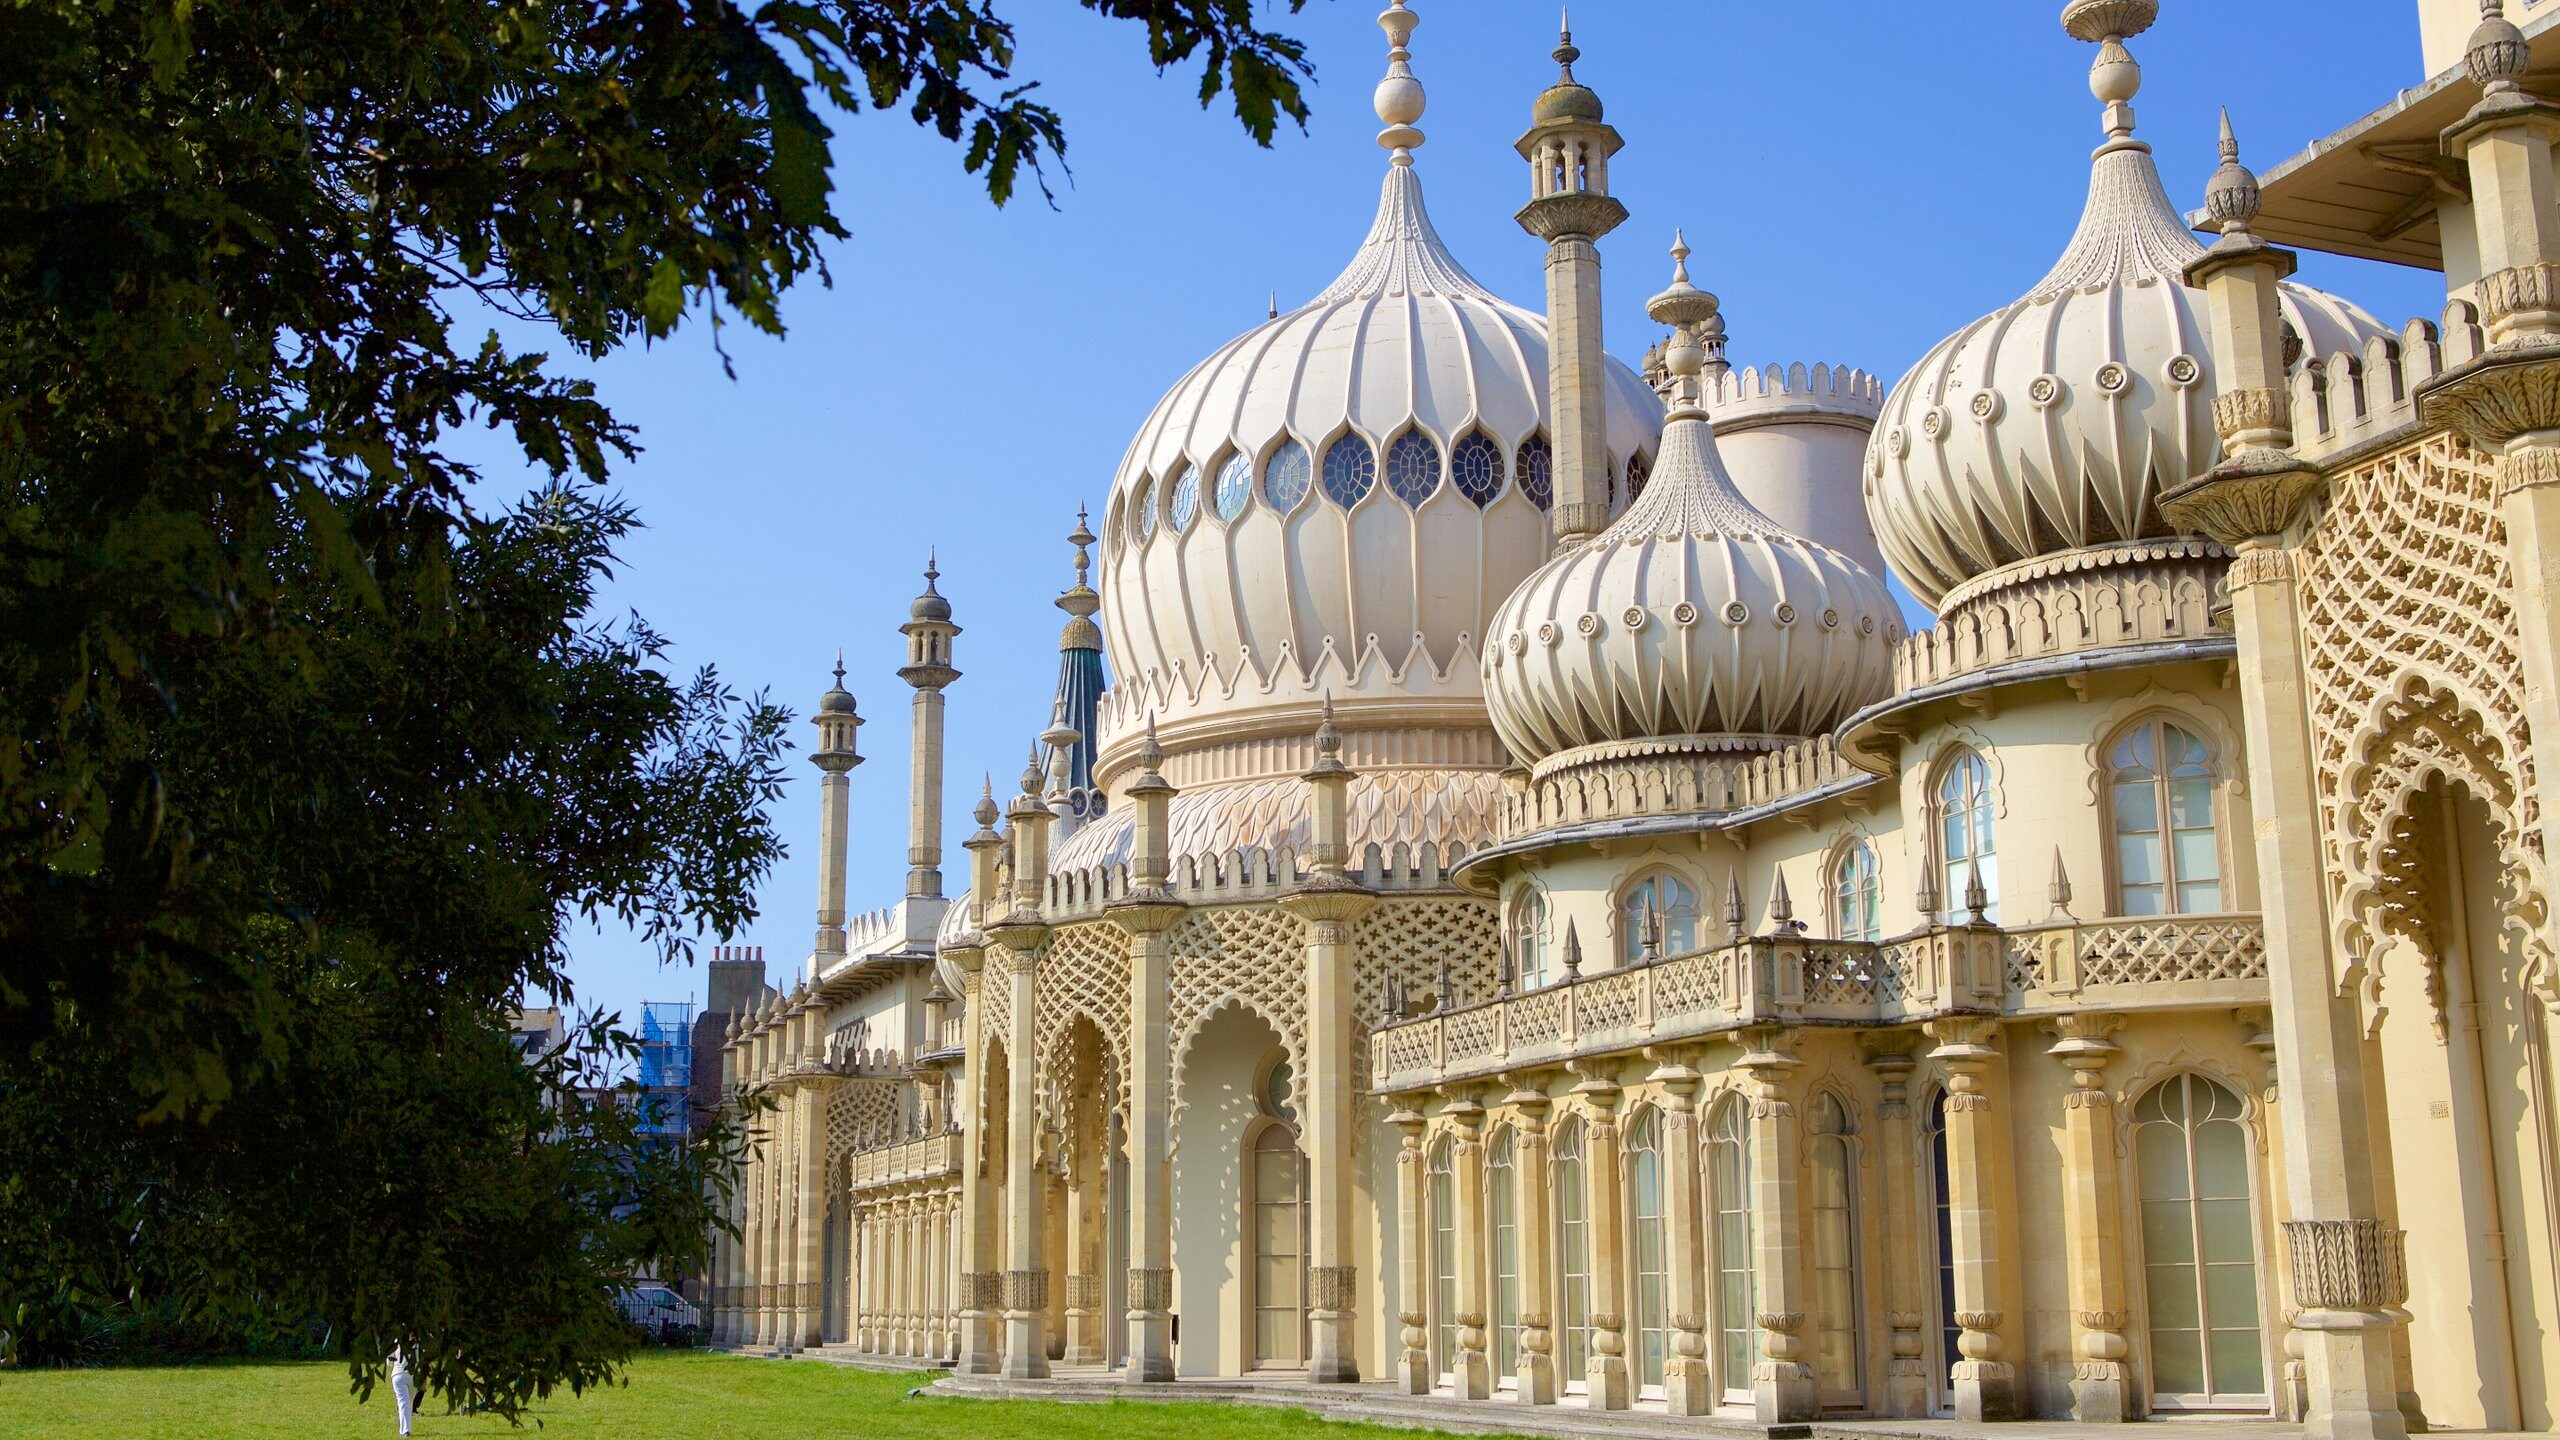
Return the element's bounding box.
[0,0,1312,1413]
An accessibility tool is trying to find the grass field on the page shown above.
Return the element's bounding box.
[0,1351,1502,1439]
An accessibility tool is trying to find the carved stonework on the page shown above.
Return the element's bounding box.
[2417,345,2560,450]
[2284,1219,2409,1310]
[2226,544,2295,592]
[2210,387,2284,444]
[2479,261,2560,344]
[2499,441,2560,500]
[2158,454,2324,546]
[1001,1268,1050,1314]
[1515,191,1629,243]
[1127,1267,1174,1313]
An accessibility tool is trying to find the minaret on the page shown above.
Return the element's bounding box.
[1044,509,1106,805]
[897,553,961,905]
[810,655,864,962]
[1516,11,1627,544]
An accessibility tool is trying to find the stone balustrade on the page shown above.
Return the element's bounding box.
[848,1130,959,1191]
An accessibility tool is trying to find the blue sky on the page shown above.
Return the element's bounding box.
[517,0,2448,1026]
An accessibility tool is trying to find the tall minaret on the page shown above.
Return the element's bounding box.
[1515,12,1627,544]
[897,553,961,905]
[1044,510,1106,806]
[810,656,864,962]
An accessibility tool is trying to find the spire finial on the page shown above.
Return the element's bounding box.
[2061,0,2157,144]
[1555,7,1579,76]
[1646,230,1721,408]
[2204,107,2262,236]
[1268,290,1279,320]
[832,648,845,688]
[1373,1,1426,163]
[974,773,999,828]
[923,548,940,590]
[1068,505,1095,588]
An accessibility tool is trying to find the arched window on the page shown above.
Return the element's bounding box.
[2134,1074,2264,1408]
[1487,1127,1520,1387]
[1923,1088,1957,1403]
[1627,1107,1669,1394]
[1618,871,1700,964]
[1213,450,1254,523]
[1551,1119,1591,1389]
[1452,430,1504,506]
[1516,433,1554,511]
[1131,475,1158,541]
[1808,1093,1863,1404]
[1167,462,1200,532]
[1625,450,1651,503]
[1429,1133,1457,1382]
[1937,749,1998,924]
[1707,1095,1755,1402]
[1263,439,1312,512]
[1512,888,1551,992]
[2110,718,2222,916]
[1834,842,1882,942]
[1249,1120,1306,1369]
[1322,433,1376,508]
[1385,429,1442,507]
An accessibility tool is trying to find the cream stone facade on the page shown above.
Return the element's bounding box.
[706,2,2560,1433]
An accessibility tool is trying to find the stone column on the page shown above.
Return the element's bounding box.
[1063,1124,1105,1366]
[1739,1029,1816,1424]
[2050,1014,2132,1422]
[809,667,863,960]
[1508,1085,1559,1405]
[713,1024,741,1345]
[1392,1101,1433,1394]
[1574,1067,1630,1410]
[2168,125,2409,1440]
[952,787,1007,1375]
[1927,1017,2014,1421]
[897,558,960,903]
[1865,1042,1932,1417]
[1447,1091,1493,1400]
[1279,701,1377,1383]
[1111,719,1184,1381]
[795,1078,827,1348]
[1513,24,1628,544]
[990,757,1055,1380]
[1650,1051,1713,1416]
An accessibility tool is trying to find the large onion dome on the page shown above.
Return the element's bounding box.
[1484,242,1898,768]
[1093,1,1661,774]
[1865,0,2389,609]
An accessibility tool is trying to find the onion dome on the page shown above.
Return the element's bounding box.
[1094,0,1662,768]
[909,550,952,623]
[818,652,858,716]
[1484,238,1899,767]
[1865,0,2389,609]
[1532,20,1604,124]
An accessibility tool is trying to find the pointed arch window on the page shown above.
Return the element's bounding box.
[1264,439,1312,512]
[2110,718,2222,916]
[1937,749,1998,924]
[1385,429,1442,507]
[1213,450,1254,523]
[1834,842,1882,942]
[1488,1126,1521,1387]
[1551,1119,1591,1389]
[1808,1093,1864,1404]
[1430,1133,1458,1382]
[1322,433,1376,508]
[1512,888,1551,992]
[1617,871,1700,964]
[1627,1106,1669,1394]
[1131,476,1158,540]
[2134,1073,2265,1408]
[1625,450,1651,503]
[1452,430,1504,506]
[1516,433,1554,511]
[1924,1088,1957,1403]
[1249,1120,1307,1369]
[1168,463,1200,532]
[1707,1095,1754,1402]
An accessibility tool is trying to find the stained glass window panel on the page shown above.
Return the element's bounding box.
[1452,431,1503,506]
[1385,429,1442,507]
[1264,439,1313,512]
[1516,434,1554,511]
[1322,433,1376,508]
[1168,464,1200,532]
[1132,477,1156,539]
[1214,451,1254,522]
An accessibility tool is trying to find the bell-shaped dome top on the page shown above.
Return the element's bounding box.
[1866,2,2388,609]
[1095,2,1661,771]
[1484,241,1899,768]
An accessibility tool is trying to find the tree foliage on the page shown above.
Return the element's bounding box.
[0,0,1312,1415]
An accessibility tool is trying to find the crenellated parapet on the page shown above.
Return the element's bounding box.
[1702,361,1883,435]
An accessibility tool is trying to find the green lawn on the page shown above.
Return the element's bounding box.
[0,1351,1503,1440]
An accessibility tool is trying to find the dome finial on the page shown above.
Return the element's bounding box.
[1646,231,1721,411]
[832,647,845,688]
[2468,0,2530,93]
[2062,0,2157,144]
[1555,8,1579,77]
[1374,1,1426,164]
[2204,107,2262,236]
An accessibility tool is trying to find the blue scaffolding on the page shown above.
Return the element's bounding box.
[636,1000,695,1138]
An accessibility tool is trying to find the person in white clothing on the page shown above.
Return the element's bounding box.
[388,1342,416,1436]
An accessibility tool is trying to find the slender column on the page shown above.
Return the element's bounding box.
[952,786,1007,1373]
[2051,1014,2133,1422]
[1739,1029,1816,1423]
[795,1080,827,1348]
[1448,1092,1493,1400]
[809,668,863,959]
[714,1025,741,1345]
[1927,1018,2015,1421]
[1865,1043,1932,1416]
[1281,701,1376,1382]
[1651,1052,1712,1415]
[1393,1102,1433,1394]
[909,1199,929,1355]
[1509,1087,1558,1405]
[897,558,960,902]
[1064,1128,1104,1366]
[1112,721,1184,1382]
[1575,1067,1630,1410]
[741,1112,765,1347]
[1513,25,1629,545]
[991,759,1055,1382]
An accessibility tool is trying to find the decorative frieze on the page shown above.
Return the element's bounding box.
[1127,1267,1173,1313]
[2284,1219,2410,1311]
[1001,1268,1050,1314]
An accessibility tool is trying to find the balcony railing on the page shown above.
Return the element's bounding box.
[848,1130,958,1190]
[1371,913,2266,1093]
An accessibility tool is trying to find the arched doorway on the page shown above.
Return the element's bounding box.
[1707,1094,1754,1404]
[1807,1092,1864,1409]
[2132,1072,2265,1410]
[1247,1053,1306,1372]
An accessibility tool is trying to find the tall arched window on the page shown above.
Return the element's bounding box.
[1131,475,1158,541]
[1707,1095,1755,1402]
[1808,1093,1863,1405]
[1937,750,1998,924]
[1385,429,1443,507]
[1924,1088,1957,1403]
[1168,462,1200,532]
[1212,450,1254,523]
[1516,433,1554,511]
[1626,1107,1668,1395]
[1618,871,1700,964]
[2134,1074,2265,1408]
[2110,718,2223,916]
[1322,432,1376,508]
[1834,842,1882,942]
[1429,1134,1457,1382]
[1488,1127,1520,1387]
[1552,1119,1591,1389]
[1263,439,1312,512]
[1512,888,1551,992]
[1249,1121,1306,1369]
[1452,430,1504,507]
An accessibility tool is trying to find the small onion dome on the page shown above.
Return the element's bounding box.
[910,551,952,623]
[1483,239,1898,767]
[818,652,858,716]
[1865,7,2387,610]
[1531,23,1603,124]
